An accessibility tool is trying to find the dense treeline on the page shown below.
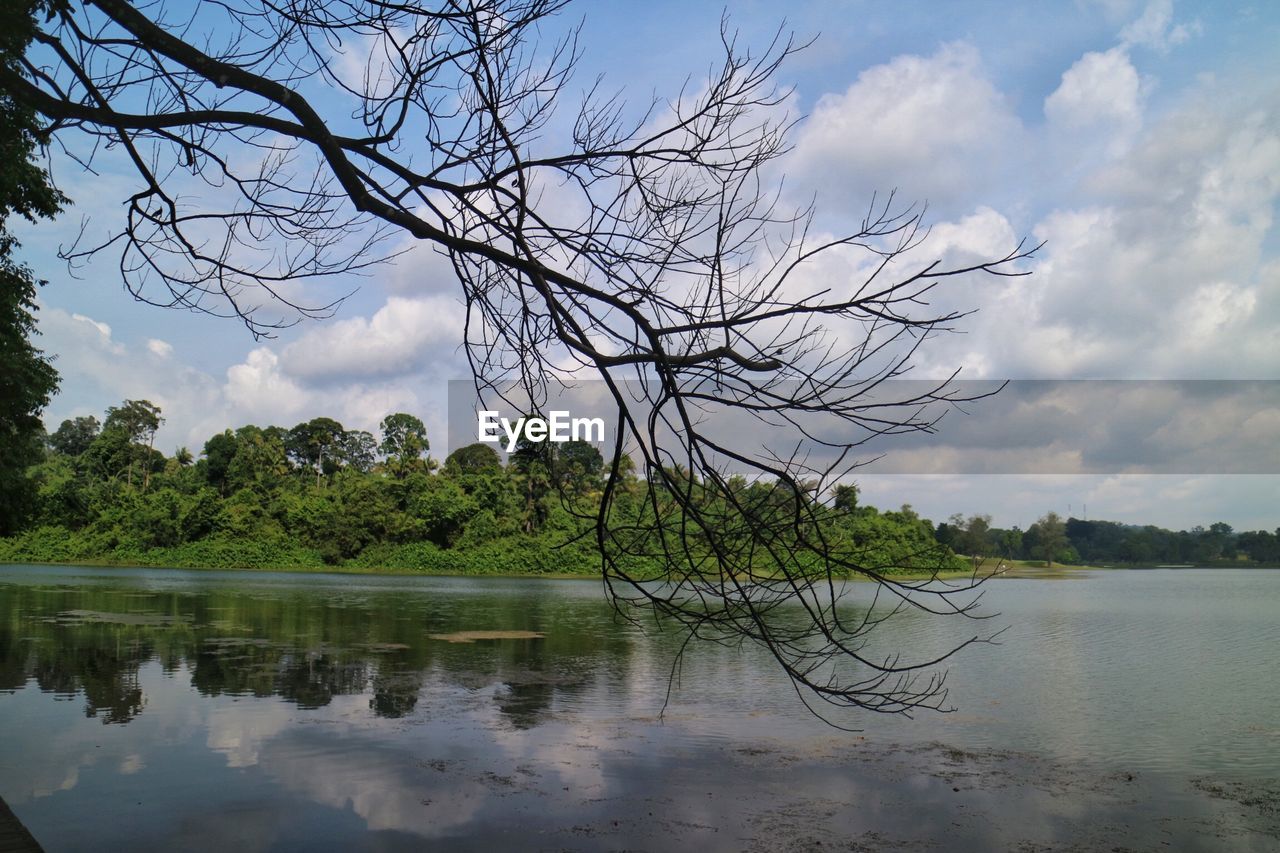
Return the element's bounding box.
[936,512,1280,567]
[4,399,1272,573]
[0,399,957,575]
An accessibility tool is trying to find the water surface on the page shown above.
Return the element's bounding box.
[0,564,1276,850]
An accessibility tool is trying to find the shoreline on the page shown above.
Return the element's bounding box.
[0,556,1149,582]
[3,555,1272,581]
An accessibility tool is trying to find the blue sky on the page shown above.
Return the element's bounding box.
[18,0,1280,530]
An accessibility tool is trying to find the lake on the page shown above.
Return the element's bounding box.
[0,564,1276,851]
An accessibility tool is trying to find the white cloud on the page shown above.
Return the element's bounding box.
[40,306,224,447]
[788,42,1024,210]
[916,75,1280,381]
[1044,47,1144,156]
[1173,281,1258,343]
[146,338,173,358]
[1120,0,1199,52]
[41,292,465,452]
[919,206,1020,267]
[279,295,465,383]
[69,313,117,346]
[224,347,311,422]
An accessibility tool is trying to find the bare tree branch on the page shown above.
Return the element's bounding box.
[6,0,1040,717]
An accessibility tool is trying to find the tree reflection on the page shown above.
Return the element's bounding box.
[0,577,633,726]
[370,670,422,719]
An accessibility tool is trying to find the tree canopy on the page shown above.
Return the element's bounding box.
[4,400,966,579]
[0,0,62,534]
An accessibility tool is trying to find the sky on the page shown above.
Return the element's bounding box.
[15,0,1280,531]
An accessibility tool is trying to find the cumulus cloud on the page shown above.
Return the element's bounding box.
[279,295,465,383]
[913,75,1280,382]
[39,305,224,447]
[224,348,312,422]
[1044,47,1144,157]
[763,21,1279,536]
[39,292,463,452]
[788,42,1025,211]
[919,206,1021,264]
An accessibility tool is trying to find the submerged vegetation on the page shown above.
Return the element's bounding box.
[0,401,960,576]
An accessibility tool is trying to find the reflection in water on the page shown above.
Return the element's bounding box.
[0,565,1277,851]
[0,575,620,729]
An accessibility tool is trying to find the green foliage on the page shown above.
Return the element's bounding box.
[444,441,502,476]
[48,415,99,456]
[7,395,1272,574]
[286,416,345,483]
[2,399,1041,577]
[0,0,63,533]
[378,412,430,478]
[830,504,967,573]
[0,0,67,224]
[554,440,603,493]
[1027,512,1069,567]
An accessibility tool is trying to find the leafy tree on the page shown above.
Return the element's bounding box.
[27,452,85,529]
[444,442,503,477]
[82,426,133,483]
[341,430,378,474]
[995,526,1023,559]
[213,487,286,541]
[103,399,163,442]
[554,440,603,494]
[1029,512,1069,567]
[408,476,476,548]
[226,426,290,493]
[934,517,960,551]
[378,413,429,479]
[286,417,345,486]
[201,430,239,495]
[832,484,859,513]
[0,0,63,534]
[1238,529,1279,564]
[507,421,555,533]
[49,416,100,457]
[960,514,993,560]
[103,399,164,489]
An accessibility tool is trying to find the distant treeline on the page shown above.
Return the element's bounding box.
[2,399,1273,573]
[935,513,1279,567]
[0,399,958,575]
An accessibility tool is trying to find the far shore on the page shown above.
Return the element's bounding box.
[7,555,1236,582]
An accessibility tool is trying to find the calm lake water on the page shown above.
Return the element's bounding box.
[0,564,1276,851]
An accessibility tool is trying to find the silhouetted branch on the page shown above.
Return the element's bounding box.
[7,0,1039,717]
